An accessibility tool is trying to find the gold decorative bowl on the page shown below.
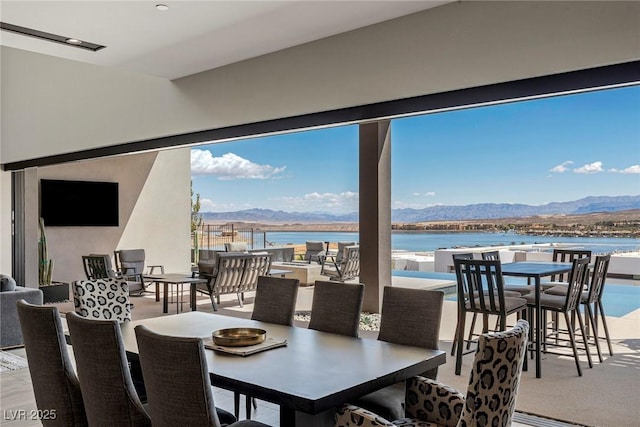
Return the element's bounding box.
[212,328,267,347]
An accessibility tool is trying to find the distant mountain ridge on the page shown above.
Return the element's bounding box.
[201,195,640,223]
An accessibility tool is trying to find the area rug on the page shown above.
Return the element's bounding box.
[0,350,28,372]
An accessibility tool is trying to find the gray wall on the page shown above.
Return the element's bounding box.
[21,149,190,286]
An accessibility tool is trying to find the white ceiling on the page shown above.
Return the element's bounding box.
[0,1,452,80]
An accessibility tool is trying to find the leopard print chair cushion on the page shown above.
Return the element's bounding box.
[457,319,529,427]
[73,279,131,322]
[404,378,464,427]
[335,320,529,427]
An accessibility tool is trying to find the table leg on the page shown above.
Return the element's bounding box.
[155,282,160,302]
[190,283,197,311]
[163,282,169,314]
[535,277,541,378]
[280,407,335,427]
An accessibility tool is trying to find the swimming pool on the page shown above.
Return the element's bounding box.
[392,270,640,318]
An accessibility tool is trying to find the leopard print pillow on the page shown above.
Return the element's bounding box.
[73,278,131,322]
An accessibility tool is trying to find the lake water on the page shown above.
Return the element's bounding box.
[262,231,640,254]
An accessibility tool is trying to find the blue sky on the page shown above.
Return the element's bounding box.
[191,86,640,214]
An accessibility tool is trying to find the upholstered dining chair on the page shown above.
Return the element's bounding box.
[308,280,364,337]
[72,278,131,322]
[235,275,301,419]
[335,320,530,427]
[452,258,527,375]
[351,287,444,421]
[16,300,88,427]
[66,312,150,427]
[134,325,271,427]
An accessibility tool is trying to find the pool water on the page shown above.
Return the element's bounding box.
[392,270,640,318]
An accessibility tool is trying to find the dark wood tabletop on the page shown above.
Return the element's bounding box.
[119,311,446,426]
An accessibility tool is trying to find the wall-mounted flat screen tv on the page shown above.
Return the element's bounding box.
[40,179,119,226]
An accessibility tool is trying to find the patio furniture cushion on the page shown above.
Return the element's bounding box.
[72,279,132,322]
[225,242,249,252]
[1,285,44,348]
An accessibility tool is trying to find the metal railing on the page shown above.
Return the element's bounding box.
[191,224,267,252]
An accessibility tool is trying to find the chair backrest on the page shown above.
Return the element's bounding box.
[563,256,591,311]
[83,254,117,280]
[308,280,364,337]
[338,246,360,280]
[239,253,272,293]
[66,312,150,427]
[114,249,146,275]
[134,325,222,427]
[457,319,529,426]
[450,252,473,271]
[72,279,131,322]
[481,251,500,261]
[205,253,247,295]
[251,276,300,325]
[454,258,508,316]
[16,300,88,427]
[224,241,249,252]
[335,241,356,263]
[550,249,592,282]
[377,287,443,379]
[304,241,326,262]
[586,254,611,304]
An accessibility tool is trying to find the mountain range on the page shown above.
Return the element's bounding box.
[201,195,640,223]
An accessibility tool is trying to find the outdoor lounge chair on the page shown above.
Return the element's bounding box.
[320,245,360,282]
[303,241,326,264]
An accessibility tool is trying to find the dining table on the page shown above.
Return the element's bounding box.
[118,311,446,427]
[500,261,573,378]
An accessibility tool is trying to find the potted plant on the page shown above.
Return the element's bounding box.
[38,217,69,303]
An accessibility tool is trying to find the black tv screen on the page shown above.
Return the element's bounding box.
[40,179,119,226]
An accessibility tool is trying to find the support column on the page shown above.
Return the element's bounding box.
[359,120,391,314]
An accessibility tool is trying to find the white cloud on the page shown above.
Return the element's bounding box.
[610,165,640,174]
[574,161,604,174]
[276,191,359,213]
[424,191,436,197]
[190,149,285,180]
[549,160,574,173]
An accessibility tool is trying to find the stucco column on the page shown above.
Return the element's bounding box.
[359,120,391,314]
